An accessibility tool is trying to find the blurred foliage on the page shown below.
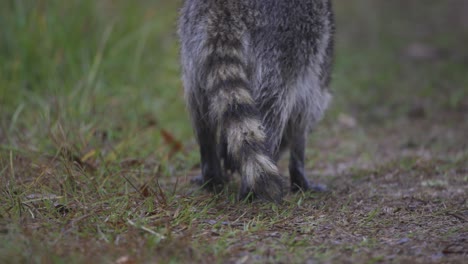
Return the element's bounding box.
[0,0,190,155]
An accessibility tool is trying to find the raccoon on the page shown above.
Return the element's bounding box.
[178,0,334,202]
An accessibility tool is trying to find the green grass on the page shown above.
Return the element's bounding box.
[1,0,467,263]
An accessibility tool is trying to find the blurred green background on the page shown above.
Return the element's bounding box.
[1,0,187,160]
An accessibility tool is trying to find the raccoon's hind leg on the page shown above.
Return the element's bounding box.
[190,108,228,192]
[283,119,310,192]
[286,120,327,193]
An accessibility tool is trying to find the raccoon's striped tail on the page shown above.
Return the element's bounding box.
[200,13,284,202]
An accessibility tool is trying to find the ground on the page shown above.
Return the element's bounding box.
[0,0,467,263]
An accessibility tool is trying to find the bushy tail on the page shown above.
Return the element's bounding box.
[200,10,284,202]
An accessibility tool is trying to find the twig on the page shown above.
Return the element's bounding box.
[127,219,166,240]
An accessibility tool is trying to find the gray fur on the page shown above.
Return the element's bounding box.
[178,0,334,202]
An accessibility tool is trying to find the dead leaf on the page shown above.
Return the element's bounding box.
[139,184,153,198]
[338,113,357,128]
[120,158,143,168]
[115,255,136,264]
[160,128,183,158]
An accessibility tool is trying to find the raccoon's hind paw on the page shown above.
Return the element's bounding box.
[239,173,285,203]
[191,175,227,193]
[238,186,255,203]
[291,179,328,193]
